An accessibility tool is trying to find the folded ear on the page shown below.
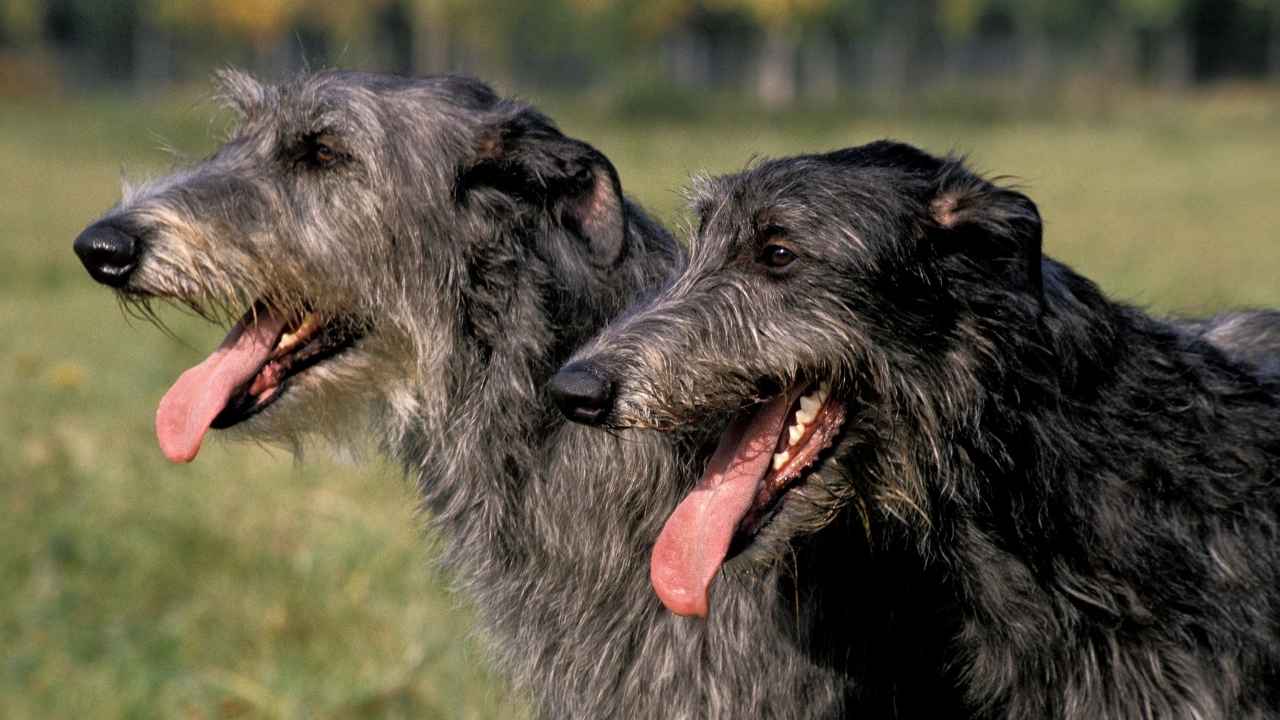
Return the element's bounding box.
[929,167,1044,304]
[458,108,626,267]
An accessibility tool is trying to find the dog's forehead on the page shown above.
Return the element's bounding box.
[227,72,494,139]
[716,161,857,230]
[751,158,856,209]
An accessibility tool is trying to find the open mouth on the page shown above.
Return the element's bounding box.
[737,383,847,538]
[154,304,363,464]
[649,382,846,617]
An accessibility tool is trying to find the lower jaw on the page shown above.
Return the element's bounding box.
[209,338,358,429]
[730,466,823,554]
[209,377,291,429]
[734,396,847,546]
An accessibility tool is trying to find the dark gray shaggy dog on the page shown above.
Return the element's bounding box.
[553,141,1280,720]
[70,71,959,718]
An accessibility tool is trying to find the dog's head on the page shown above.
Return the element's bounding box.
[551,140,1044,616]
[73,69,649,462]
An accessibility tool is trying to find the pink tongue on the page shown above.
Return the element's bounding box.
[650,389,801,617]
[155,311,287,463]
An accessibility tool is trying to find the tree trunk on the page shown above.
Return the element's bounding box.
[1271,7,1280,77]
[411,0,451,75]
[1100,27,1138,85]
[668,29,711,89]
[1020,29,1051,100]
[756,24,796,109]
[803,32,839,102]
[132,15,171,92]
[1157,26,1192,89]
[870,0,916,107]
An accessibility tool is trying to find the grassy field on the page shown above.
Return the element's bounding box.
[3,86,1279,719]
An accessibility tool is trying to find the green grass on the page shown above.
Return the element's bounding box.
[3,87,1280,718]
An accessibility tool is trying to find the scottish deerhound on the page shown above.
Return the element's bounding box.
[552,140,1280,719]
[72,71,961,718]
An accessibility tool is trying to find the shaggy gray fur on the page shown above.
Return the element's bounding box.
[556,141,1280,719]
[74,73,1280,718]
[71,70,917,719]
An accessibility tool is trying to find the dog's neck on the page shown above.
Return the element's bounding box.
[391,212,919,716]
[883,262,1280,717]
[404,205,675,556]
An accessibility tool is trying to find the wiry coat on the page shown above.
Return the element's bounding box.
[565,141,1280,719]
[72,72,966,718]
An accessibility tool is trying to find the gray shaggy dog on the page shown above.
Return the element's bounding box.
[552,140,1280,720]
[71,71,946,719]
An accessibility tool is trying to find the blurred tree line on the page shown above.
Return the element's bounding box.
[0,0,1277,102]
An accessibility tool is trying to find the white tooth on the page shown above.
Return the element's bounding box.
[788,424,804,445]
[772,451,790,470]
[796,396,818,423]
[276,313,320,353]
[296,313,320,335]
[800,394,821,415]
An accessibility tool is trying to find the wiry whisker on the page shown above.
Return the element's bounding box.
[116,294,183,343]
[149,130,184,162]
[183,296,228,326]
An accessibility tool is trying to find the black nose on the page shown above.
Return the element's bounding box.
[74,222,140,287]
[549,362,615,426]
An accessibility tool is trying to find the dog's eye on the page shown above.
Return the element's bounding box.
[300,134,346,169]
[760,244,797,269]
[312,143,337,166]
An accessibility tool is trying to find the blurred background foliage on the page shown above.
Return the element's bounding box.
[3,2,1280,719]
[1,0,1279,107]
